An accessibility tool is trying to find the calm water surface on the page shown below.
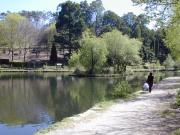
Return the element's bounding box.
[0,71,179,135]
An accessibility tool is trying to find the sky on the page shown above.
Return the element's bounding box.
[0,0,144,16]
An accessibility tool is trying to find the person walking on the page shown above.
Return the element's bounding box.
[146,72,154,93]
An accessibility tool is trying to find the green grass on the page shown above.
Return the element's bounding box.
[172,129,180,135]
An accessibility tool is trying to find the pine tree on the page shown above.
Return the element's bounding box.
[50,43,57,65]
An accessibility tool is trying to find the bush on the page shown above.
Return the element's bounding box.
[174,60,180,69]
[69,52,81,68]
[9,61,27,68]
[111,81,132,98]
[172,90,180,109]
[163,54,175,68]
[173,129,180,135]
[176,90,180,107]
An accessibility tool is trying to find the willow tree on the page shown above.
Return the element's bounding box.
[69,30,108,74]
[102,30,142,73]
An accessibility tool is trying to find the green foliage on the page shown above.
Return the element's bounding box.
[163,54,175,68]
[79,36,108,74]
[102,30,142,73]
[0,13,30,61]
[173,129,180,135]
[176,90,180,107]
[90,0,105,35]
[69,30,108,74]
[49,43,57,65]
[69,52,80,68]
[132,0,174,26]
[111,81,132,98]
[174,60,180,69]
[55,1,86,57]
[166,2,180,60]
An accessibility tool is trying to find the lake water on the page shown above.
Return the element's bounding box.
[0,71,179,135]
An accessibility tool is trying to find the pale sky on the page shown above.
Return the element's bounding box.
[0,0,144,16]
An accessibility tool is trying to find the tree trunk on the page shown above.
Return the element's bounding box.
[90,48,94,74]
[24,48,27,62]
[11,48,14,61]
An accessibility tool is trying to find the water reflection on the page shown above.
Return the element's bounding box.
[0,71,179,135]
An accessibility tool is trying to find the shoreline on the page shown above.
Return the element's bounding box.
[0,67,178,73]
[34,89,149,135]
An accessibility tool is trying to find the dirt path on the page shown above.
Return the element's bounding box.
[38,77,180,135]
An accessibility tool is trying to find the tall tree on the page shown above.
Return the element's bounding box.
[80,0,93,27]
[55,1,85,59]
[100,10,124,34]
[39,23,57,58]
[19,11,52,28]
[90,0,105,36]
[18,19,37,62]
[50,43,57,65]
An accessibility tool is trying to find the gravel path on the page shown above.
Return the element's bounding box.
[39,77,180,135]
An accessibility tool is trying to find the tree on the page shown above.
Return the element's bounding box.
[132,0,177,26]
[69,30,108,74]
[90,0,105,36]
[19,11,53,28]
[100,10,124,34]
[18,19,37,61]
[0,21,8,46]
[166,1,180,60]
[50,43,57,65]
[102,30,142,73]
[39,23,57,58]
[55,1,85,58]
[0,13,26,61]
[80,0,93,27]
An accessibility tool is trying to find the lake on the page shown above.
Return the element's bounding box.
[0,71,179,135]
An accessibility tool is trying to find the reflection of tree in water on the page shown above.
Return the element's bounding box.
[50,76,113,121]
[0,74,54,125]
[0,72,174,126]
[49,77,57,99]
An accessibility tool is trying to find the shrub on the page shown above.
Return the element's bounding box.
[111,81,132,98]
[9,61,27,68]
[163,54,175,68]
[174,60,180,69]
[173,129,180,135]
[176,90,180,107]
